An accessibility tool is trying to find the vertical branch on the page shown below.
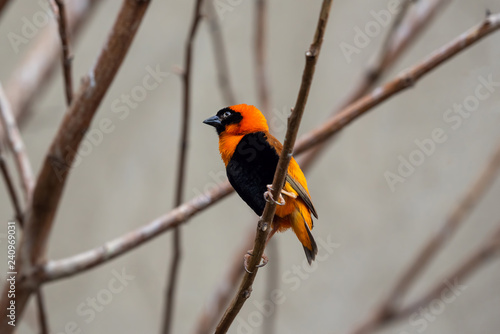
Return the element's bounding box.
[254,2,278,332]
[0,83,34,202]
[215,1,334,332]
[162,1,204,333]
[254,0,271,115]
[26,2,77,332]
[206,0,237,105]
[52,0,74,105]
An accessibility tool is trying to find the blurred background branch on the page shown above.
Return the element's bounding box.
[162,0,204,333]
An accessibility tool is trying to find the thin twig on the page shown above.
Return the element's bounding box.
[0,1,152,332]
[162,1,204,333]
[29,3,74,331]
[254,2,278,331]
[39,11,500,285]
[52,0,74,105]
[206,0,237,105]
[255,0,271,115]
[300,0,451,170]
[215,1,334,332]
[347,140,500,334]
[0,83,34,202]
[0,146,23,224]
[0,0,100,141]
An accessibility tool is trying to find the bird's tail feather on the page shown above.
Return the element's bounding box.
[290,206,318,265]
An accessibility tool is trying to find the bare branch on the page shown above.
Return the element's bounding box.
[300,0,451,169]
[162,0,204,333]
[52,0,74,105]
[347,140,500,334]
[0,83,34,202]
[0,1,152,331]
[206,0,237,105]
[215,1,334,332]
[0,0,100,141]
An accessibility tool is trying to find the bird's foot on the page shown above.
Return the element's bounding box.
[264,185,295,206]
[244,251,269,274]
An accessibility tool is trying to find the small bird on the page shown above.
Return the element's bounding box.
[203,104,318,264]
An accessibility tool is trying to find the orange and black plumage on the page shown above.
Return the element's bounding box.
[203,104,318,264]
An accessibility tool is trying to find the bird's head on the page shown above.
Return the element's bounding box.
[203,104,269,136]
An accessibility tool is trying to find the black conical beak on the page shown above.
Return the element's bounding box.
[203,115,222,127]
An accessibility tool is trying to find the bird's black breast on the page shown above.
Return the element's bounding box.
[226,132,279,216]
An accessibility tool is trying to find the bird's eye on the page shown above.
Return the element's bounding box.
[223,111,231,118]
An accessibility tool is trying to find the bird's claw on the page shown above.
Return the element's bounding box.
[264,184,297,206]
[244,251,269,273]
[264,186,286,206]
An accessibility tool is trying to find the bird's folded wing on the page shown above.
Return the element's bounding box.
[286,174,318,219]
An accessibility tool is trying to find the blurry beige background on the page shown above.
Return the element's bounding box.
[1,0,500,333]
